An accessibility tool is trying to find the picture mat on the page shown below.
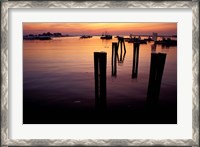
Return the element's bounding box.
[9,8,192,139]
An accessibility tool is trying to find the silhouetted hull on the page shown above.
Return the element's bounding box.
[100,35,112,39]
[155,40,177,46]
[128,39,147,44]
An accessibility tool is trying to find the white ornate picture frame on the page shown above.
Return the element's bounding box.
[1,1,199,146]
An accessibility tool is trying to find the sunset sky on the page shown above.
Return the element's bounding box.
[23,23,177,36]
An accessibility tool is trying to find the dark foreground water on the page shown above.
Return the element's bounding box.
[23,36,177,124]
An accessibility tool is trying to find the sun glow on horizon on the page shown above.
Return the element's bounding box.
[23,22,177,36]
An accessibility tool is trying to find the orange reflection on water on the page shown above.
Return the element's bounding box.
[23,36,177,108]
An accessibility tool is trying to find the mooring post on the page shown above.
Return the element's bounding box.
[120,38,123,62]
[132,42,140,78]
[94,52,107,111]
[112,42,118,76]
[120,39,122,54]
[147,53,167,106]
[123,38,126,53]
[117,37,126,63]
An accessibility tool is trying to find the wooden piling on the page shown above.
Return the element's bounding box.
[117,37,126,63]
[123,40,126,53]
[112,43,118,76]
[147,53,166,105]
[132,42,140,78]
[94,52,107,111]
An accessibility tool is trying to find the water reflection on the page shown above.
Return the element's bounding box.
[151,43,156,52]
[23,36,177,124]
[116,48,126,65]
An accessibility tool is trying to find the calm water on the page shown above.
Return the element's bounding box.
[23,36,177,124]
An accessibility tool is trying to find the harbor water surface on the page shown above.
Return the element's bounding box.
[23,36,177,124]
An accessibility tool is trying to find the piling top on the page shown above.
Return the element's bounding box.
[118,37,124,41]
[134,42,140,45]
[94,52,107,55]
[151,52,167,56]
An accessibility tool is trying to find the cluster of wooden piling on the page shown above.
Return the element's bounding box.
[111,38,127,77]
[117,37,126,63]
[94,37,167,111]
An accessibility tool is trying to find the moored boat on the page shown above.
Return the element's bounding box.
[100,35,112,39]
[80,35,92,39]
[127,38,147,44]
[100,32,112,39]
[155,38,177,46]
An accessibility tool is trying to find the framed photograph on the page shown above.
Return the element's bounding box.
[1,1,199,146]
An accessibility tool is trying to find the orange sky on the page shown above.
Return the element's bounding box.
[23,23,177,36]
